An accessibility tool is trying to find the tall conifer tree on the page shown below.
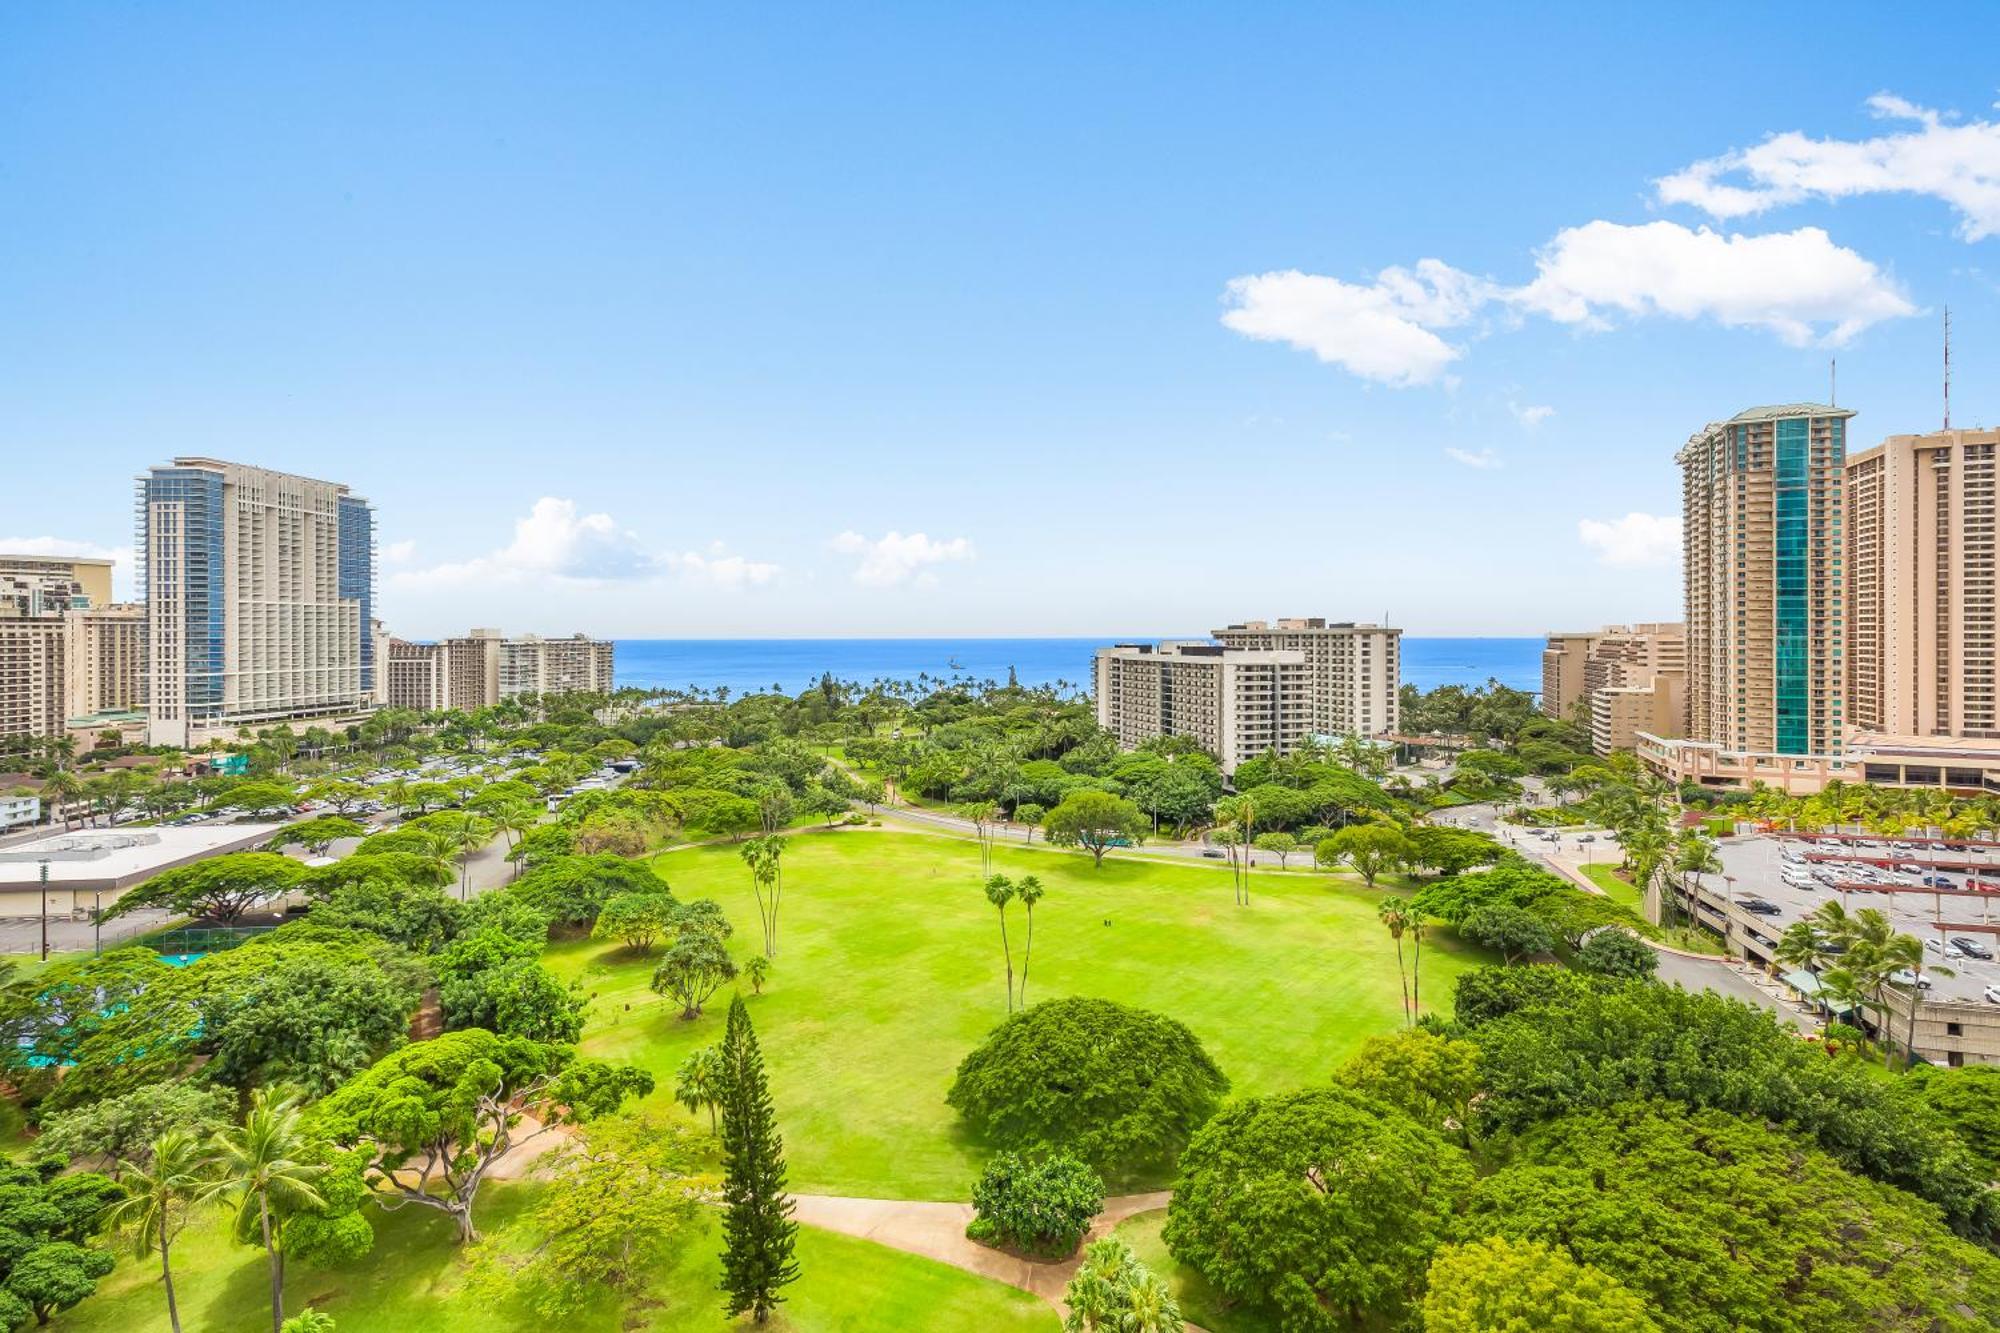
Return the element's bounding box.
[717,995,799,1322]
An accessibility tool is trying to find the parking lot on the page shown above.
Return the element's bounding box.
[1714,834,2000,1005]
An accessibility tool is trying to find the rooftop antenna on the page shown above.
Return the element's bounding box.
[1944,306,1952,431]
[1829,357,1836,408]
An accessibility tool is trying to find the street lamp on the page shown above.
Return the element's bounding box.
[37,858,49,962]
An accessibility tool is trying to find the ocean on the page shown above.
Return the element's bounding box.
[612,636,1542,698]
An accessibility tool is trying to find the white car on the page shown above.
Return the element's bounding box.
[1889,969,1933,990]
[1985,985,2000,1005]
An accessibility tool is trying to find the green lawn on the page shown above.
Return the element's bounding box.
[1112,1208,1273,1333]
[55,1185,1053,1332]
[547,829,1491,1199]
[1579,862,1643,910]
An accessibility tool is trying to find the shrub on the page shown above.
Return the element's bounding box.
[966,1152,1104,1258]
[1573,929,1658,979]
[1062,1238,1183,1332]
[947,997,1228,1174]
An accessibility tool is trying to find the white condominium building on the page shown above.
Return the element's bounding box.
[1208,618,1401,737]
[499,633,615,699]
[387,629,615,713]
[1095,641,1314,774]
[137,458,376,746]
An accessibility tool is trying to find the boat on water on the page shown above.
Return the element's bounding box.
[947,657,965,671]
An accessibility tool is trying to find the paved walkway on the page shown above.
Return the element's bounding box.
[791,1190,1200,1326]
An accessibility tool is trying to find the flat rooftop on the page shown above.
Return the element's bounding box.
[0,823,286,890]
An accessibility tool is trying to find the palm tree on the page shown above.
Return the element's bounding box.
[415,828,459,892]
[101,1130,216,1333]
[985,874,1017,1011]
[1882,934,1953,1071]
[740,837,783,958]
[1015,875,1044,1008]
[1409,916,1427,1020]
[1774,920,1831,976]
[1378,897,1412,1026]
[207,1089,327,1333]
[1214,794,1256,907]
[674,1045,725,1133]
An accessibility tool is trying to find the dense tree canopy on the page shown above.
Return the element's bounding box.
[1423,1236,1658,1333]
[1164,1086,1474,1330]
[1458,1101,2000,1333]
[948,998,1228,1174]
[1454,967,1998,1237]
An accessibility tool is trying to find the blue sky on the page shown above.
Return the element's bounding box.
[6,4,2000,637]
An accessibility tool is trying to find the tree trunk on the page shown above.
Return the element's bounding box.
[1393,937,1410,1025]
[162,1235,182,1333]
[259,1195,283,1333]
[1020,906,1034,1008]
[997,909,1015,1011]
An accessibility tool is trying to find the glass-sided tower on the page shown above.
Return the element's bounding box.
[1678,404,1849,759]
[138,457,375,746]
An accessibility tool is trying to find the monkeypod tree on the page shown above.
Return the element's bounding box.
[1163,1086,1474,1331]
[948,997,1228,1176]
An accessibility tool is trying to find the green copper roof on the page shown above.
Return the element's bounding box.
[1727,403,1855,423]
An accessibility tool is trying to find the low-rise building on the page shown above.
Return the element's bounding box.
[0,794,39,831]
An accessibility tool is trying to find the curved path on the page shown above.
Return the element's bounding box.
[790,1190,1205,1328]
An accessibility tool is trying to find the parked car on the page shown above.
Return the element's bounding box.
[1739,899,1784,916]
[1985,985,2000,1005]
[1200,849,1226,859]
[1888,968,1934,989]
[1896,863,1925,875]
[1950,937,1995,960]
[1577,834,1596,844]
[1922,875,1957,889]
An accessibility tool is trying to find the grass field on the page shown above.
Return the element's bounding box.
[546,828,1491,1199]
[1579,861,1643,910]
[54,1185,1055,1332]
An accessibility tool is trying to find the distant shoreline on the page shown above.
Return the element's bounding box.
[609,636,1543,697]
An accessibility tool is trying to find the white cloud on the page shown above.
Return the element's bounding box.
[1223,219,1911,387]
[1513,220,1913,347]
[1578,512,1683,566]
[665,543,780,589]
[381,539,418,565]
[1445,447,1502,470]
[0,536,136,601]
[393,497,655,588]
[1657,94,2000,240]
[1510,402,1554,429]
[830,530,975,587]
[1219,260,1496,387]
[391,498,778,592]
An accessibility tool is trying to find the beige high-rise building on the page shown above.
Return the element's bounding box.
[138,458,376,747]
[0,618,66,740]
[385,638,450,713]
[1208,619,1400,737]
[64,605,145,720]
[1644,405,1854,793]
[445,629,504,710]
[1095,641,1315,774]
[1844,428,2000,789]
[0,554,113,617]
[1541,623,1686,754]
[498,633,615,699]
